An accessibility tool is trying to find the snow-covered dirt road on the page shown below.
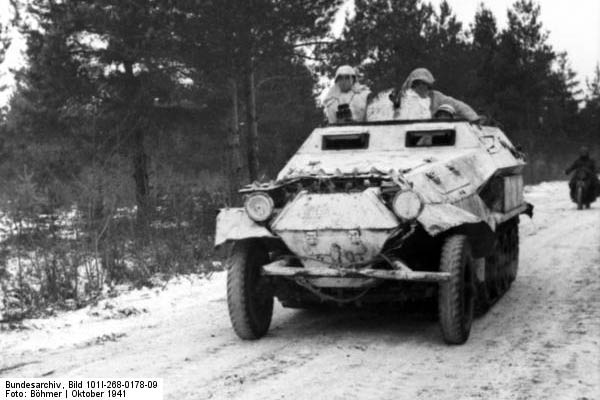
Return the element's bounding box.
[1,181,599,400]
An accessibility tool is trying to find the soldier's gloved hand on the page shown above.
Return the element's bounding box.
[469,116,484,128]
[389,89,400,108]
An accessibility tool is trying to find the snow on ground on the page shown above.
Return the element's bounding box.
[1,180,599,400]
[0,273,224,354]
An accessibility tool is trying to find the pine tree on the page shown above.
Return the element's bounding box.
[494,0,555,132]
[469,4,499,114]
[13,1,190,224]
[6,0,341,211]
[174,0,342,194]
[543,52,581,136]
[324,0,435,92]
[0,0,19,64]
[423,1,471,97]
[0,0,19,116]
[579,65,600,146]
[323,0,473,101]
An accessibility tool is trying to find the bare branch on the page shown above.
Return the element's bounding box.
[292,40,334,48]
[256,75,288,90]
[293,51,326,62]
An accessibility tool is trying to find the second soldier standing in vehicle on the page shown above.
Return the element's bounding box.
[323,65,371,124]
[392,68,479,121]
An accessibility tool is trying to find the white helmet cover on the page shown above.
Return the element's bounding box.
[435,103,456,116]
[334,65,357,81]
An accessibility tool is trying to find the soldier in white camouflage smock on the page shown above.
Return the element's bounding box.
[323,65,371,124]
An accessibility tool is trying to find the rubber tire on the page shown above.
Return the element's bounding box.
[438,235,475,345]
[226,240,274,340]
[577,186,583,210]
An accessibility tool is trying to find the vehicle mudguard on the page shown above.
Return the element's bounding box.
[215,208,276,247]
[418,196,495,258]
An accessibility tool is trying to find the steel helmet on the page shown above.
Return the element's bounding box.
[409,68,435,87]
[334,65,357,81]
[434,104,456,117]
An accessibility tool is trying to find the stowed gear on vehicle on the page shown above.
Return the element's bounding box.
[216,117,532,345]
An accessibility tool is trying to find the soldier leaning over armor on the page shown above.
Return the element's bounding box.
[390,68,479,121]
[323,65,371,123]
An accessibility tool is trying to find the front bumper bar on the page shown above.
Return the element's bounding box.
[262,259,451,283]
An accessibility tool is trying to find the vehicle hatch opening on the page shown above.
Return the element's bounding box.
[406,129,456,147]
[322,133,369,150]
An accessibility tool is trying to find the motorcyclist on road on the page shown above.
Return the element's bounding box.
[323,65,371,124]
[390,68,479,121]
[565,146,599,200]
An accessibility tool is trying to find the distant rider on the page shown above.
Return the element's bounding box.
[390,68,479,121]
[565,146,599,196]
[323,65,371,124]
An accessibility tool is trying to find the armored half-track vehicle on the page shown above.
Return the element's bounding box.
[216,117,530,344]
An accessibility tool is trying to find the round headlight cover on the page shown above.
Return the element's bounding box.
[391,190,424,221]
[244,192,274,222]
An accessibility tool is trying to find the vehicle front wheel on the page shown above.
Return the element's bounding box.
[438,234,475,345]
[226,240,274,340]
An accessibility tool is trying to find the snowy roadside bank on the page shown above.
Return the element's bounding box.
[0,272,226,356]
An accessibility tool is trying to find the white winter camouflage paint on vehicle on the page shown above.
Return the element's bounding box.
[216,118,531,344]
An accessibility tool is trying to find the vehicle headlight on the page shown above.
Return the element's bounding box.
[391,190,424,221]
[244,192,274,222]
